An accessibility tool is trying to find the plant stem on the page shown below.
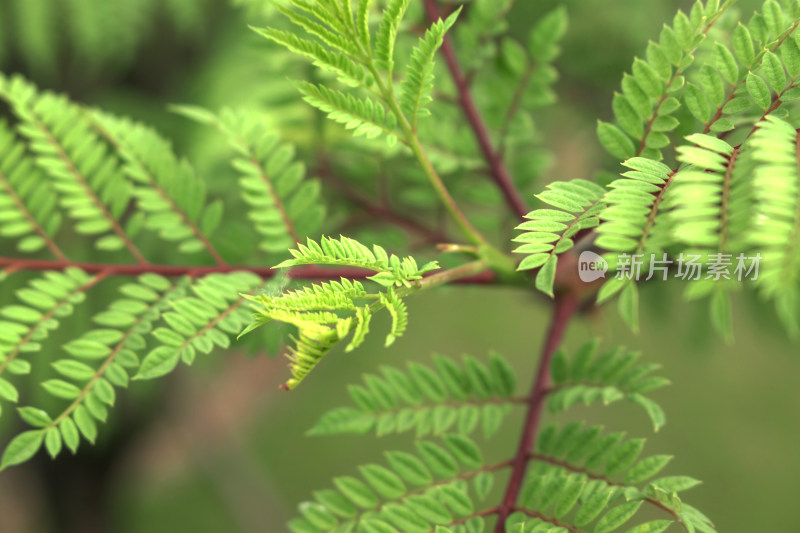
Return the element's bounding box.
[406,132,487,246]
[0,256,507,285]
[423,0,529,220]
[493,293,579,532]
[316,160,451,243]
[348,23,516,274]
[372,66,486,247]
[415,259,488,291]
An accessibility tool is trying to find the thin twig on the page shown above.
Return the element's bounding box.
[316,162,451,243]
[494,293,579,532]
[498,61,536,158]
[423,0,529,220]
[0,256,503,285]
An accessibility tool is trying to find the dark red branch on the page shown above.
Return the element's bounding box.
[0,256,500,285]
[316,162,451,244]
[423,0,530,220]
[494,293,579,532]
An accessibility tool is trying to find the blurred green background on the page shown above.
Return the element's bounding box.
[0,0,797,532]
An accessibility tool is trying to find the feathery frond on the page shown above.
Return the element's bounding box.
[598,0,731,160]
[399,8,461,129]
[288,432,497,533]
[515,423,714,533]
[135,272,263,380]
[296,82,399,143]
[0,74,143,261]
[548,340,669,432]
[0,269,102,419]
[0,120,63,258]
[515,180,606,296]
[594,158,676,331]
[0,272,180,469]
[308,352,518,438]
[243,236,439,390]
[749,116,800,335]
[275,235,439,287]
[374,0,411,75]
[253,27,371,88]
[90,111,225,261]
[173,105,325,255]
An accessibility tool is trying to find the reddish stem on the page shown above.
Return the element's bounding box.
[493,293,579,532]
[423,0,529,220]
[0,256,500,284]
[317,162,450,243]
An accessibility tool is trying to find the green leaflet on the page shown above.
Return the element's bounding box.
[529,6,568,63]
[173,105,325,255]
[89,111,223,258]
[599,0,732,160]
[546,340,670,431]
[289,434,485,532]
[253,27,370,88]
[514,179,606,296]
[374,0,411,75]
[0,74,139,259]
[307,353,518,438]
[594,157,675,329]
[0,271,262,465]
[749,116,800,334]
[399,7,461,128]
[296,82,399,144]
[0,120,62,255]
[137,272,262,379]
[521,421,704,532]
[243,236,438,389]
[599,0,800,162]
[0,268,98,417]
[275,236,439,286]
[1,273,182,462]
[380,289,408,347]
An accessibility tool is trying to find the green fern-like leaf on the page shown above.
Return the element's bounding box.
[514,179,606,296]
[90,111,224,258]
[749,115,800,334]
[399,7,461,129]
[0,120,62,255]
[308,353,519,438]
[522,421,713,533]
[296,82,399,143]
[288,433,495,533]
[0,272,182,468]
[599,0,733,160]
[136,272,263,380]
[173,105,325,255]
[244,236,438,390]
[548,340,670,431]
[275,235,439,287]
[373,0,411,75]
[253,26,370,88]
[0,269,100,419]
[0,74,140,259]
